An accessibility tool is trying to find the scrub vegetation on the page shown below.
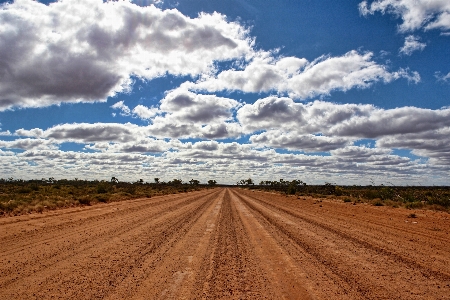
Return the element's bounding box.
[0,177,215,216]
[250,179,450,211]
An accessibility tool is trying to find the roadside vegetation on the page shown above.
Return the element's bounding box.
[240,179,450,212]
[0,177,217,216]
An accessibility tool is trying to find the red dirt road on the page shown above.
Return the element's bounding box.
[1,188,449,299]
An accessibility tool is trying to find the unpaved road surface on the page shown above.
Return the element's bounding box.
[1,188,449,299]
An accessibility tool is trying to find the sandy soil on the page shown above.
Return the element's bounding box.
[0,188,449,299]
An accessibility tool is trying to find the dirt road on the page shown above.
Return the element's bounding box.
[1,188,449,299]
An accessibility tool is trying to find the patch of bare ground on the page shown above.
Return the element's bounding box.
[0,188,449,299]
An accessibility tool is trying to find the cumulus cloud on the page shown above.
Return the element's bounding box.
[159,89,238,123]
[399,35,426,55]
[0,0,421,114]
[377,128,450,164]
[15,128,45,138]
[237,97,450,138]
[237,97,374,134]
[174,141,272,162]
[237,97,306,132]
[15,123,146,143]
[111,101,132,116]
[250,131,351,152]
[0,0,253,110]
[0,149,15,156]
[0,138,57,150]
[378,128,450,150]
[200,123,243,139]
[0,137,444,184]
[132,105,159,119]
[143,89,242,139]
[111,101,159,119]
[187,50,417,99]
[0,130,12,136]
[19,149,154,165]
[359,0,450,33]
[84,137,173,153]
[328,106,450,138]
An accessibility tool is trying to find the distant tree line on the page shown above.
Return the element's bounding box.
[236,178,450,208]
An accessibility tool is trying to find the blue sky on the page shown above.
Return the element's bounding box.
[0,0,449,185]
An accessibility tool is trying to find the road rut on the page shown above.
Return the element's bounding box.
[1,188,449,299]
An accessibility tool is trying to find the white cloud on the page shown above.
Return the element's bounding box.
[399,35,426,55]
[143,89,242,139]
[328,106,450,138]
[111,101,132,116]
[5,95,448,183]
[200,123,243,139]
[187,50,416,99]
[237,97,374,134]
[175,141,273,162]
[249,131,351,152]
[132,105,159,119]
[359,0,450,33]
[85,138,173,153]
[236,97,308,132]
[0,130,12,136]
[159,89,238,123]
[0,138,57,150]
[16,123,147,143]
[377,128,450,164]
[15,128,45,138]
[111,101,159,119]
[0,139,445,184]
[0,0,253,110]
[237,97,450,138]
[435,71,450,82]
[0,149,15,156]
[132,0,164,7]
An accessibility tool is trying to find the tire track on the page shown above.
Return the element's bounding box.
[0,189,220,299]
[0,189,218,253]
[230,190,314,300]
[118,188,227,299]
[238,189,450,281]
[0,189,220,288]
[197,189,272,299]
[233,189,450,299]
[1,187,449,299]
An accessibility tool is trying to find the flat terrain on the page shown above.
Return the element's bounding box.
[1,188,449,299]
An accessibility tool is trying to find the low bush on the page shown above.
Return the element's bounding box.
[405,202,424,209]
[78,198,91,206]
[0,178,208,216]
[372,200,384,206]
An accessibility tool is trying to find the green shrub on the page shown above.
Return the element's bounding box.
[78,198,91,206]
[335,186,345,196]
[373,200,384,206]
[17,187,32,194]
[379,187,394,200]
[427,196,450,207]
[96,195,109,203]
[406,201,424,209]
[96,183,109,194]
[35,204,44,213]
[365,190,379,200]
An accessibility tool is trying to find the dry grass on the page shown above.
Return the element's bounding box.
[0,179,208,217]
[252,180,450,212]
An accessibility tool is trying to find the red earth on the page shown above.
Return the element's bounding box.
[1,188,449,299]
